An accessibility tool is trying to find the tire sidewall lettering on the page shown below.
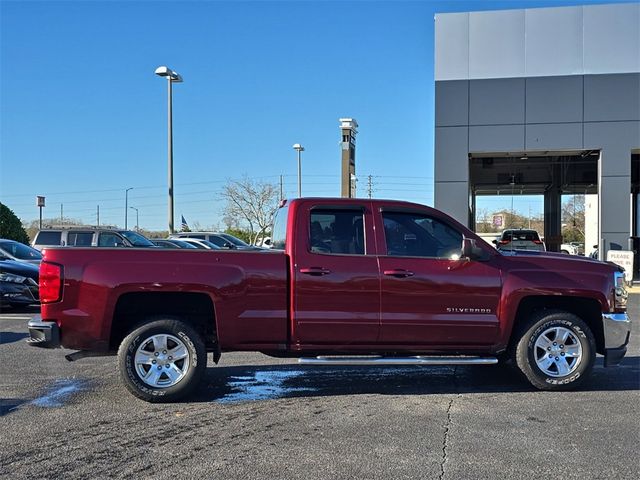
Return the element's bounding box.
[514,310,596,391]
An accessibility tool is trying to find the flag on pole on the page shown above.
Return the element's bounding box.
[181,215,189,232]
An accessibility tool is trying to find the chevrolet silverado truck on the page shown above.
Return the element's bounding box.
[28,198,631,402]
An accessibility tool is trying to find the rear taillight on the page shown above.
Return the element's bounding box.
[533,240,543,244]
[40,262,63,303]
[499,240,510,245]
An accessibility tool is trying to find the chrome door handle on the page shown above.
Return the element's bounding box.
[300,267,332,276]
[383,269,414,278]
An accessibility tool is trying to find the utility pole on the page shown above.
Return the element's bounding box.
[60,204,63,224]
[279,175,284,201]
[367,175,373,199]
[97,205,100,226]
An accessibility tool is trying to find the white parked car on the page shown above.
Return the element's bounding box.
[560,243,579,255]
[494,229,545,252]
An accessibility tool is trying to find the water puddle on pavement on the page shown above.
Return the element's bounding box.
[31,379,86,408]
[218,370,316,403]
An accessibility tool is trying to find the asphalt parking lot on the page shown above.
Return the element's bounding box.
[1,301,638,480]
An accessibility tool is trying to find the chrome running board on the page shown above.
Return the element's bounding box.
[298,355,498,366]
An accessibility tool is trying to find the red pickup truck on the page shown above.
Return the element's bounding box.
[28,198,631,402]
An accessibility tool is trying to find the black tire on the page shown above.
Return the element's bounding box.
[117,317,206,402]
[511,310,596,390]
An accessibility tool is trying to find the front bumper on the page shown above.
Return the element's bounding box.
[602,312,631,367]
[1,282,39,306]
[27,315,60,348]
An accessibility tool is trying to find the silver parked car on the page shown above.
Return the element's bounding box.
[32,227,156,250]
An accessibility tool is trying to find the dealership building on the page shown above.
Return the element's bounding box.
[434,2,639,263]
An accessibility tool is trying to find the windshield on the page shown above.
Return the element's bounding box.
[0,240,43,260]
[118,230,155,247]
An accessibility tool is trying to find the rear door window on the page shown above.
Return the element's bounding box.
[309,209,365,255]
[35,231,61,246]
[67,231,93,246]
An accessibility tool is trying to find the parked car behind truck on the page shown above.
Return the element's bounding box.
[28,198,631,402]
[32,227,155,250]
[0,239,42,264]
[0,256,39,307]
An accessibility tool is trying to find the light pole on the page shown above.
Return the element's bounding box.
[155,65,183,234]
[129,206,139,232]
[36,196,45,230]
[292,143,304,197]
[124,187,133,229]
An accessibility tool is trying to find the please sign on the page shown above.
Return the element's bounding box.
[606,250,634,282]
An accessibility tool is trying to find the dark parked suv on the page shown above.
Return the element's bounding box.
[494,229,546,252]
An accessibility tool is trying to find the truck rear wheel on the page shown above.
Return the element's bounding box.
[117,318,206,402]
[512,310,596,390]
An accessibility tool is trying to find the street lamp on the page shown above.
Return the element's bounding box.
[155,65,183,234]
[292,143,305,197]
[124,187,133,229]
[129,206,139,232]
[36,196,45,230]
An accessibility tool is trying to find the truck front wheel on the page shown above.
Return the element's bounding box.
[117,318,206,402]
[512,310,596,390]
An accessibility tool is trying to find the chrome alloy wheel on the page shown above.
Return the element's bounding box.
[534,326,583,377]
[134,334,190,388]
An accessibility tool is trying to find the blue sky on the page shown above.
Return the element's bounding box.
[0,0,634,230]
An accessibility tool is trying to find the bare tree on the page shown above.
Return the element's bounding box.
[562,194,585,242]
[221,177,280,245]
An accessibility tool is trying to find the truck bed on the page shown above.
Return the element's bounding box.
[39,247,289,351]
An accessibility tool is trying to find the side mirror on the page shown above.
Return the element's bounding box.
[462,238,484,260]
[492,239,498,245]
[264,238,271,246]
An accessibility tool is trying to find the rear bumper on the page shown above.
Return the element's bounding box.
[602,313,631,367]
[27,315,60,348]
